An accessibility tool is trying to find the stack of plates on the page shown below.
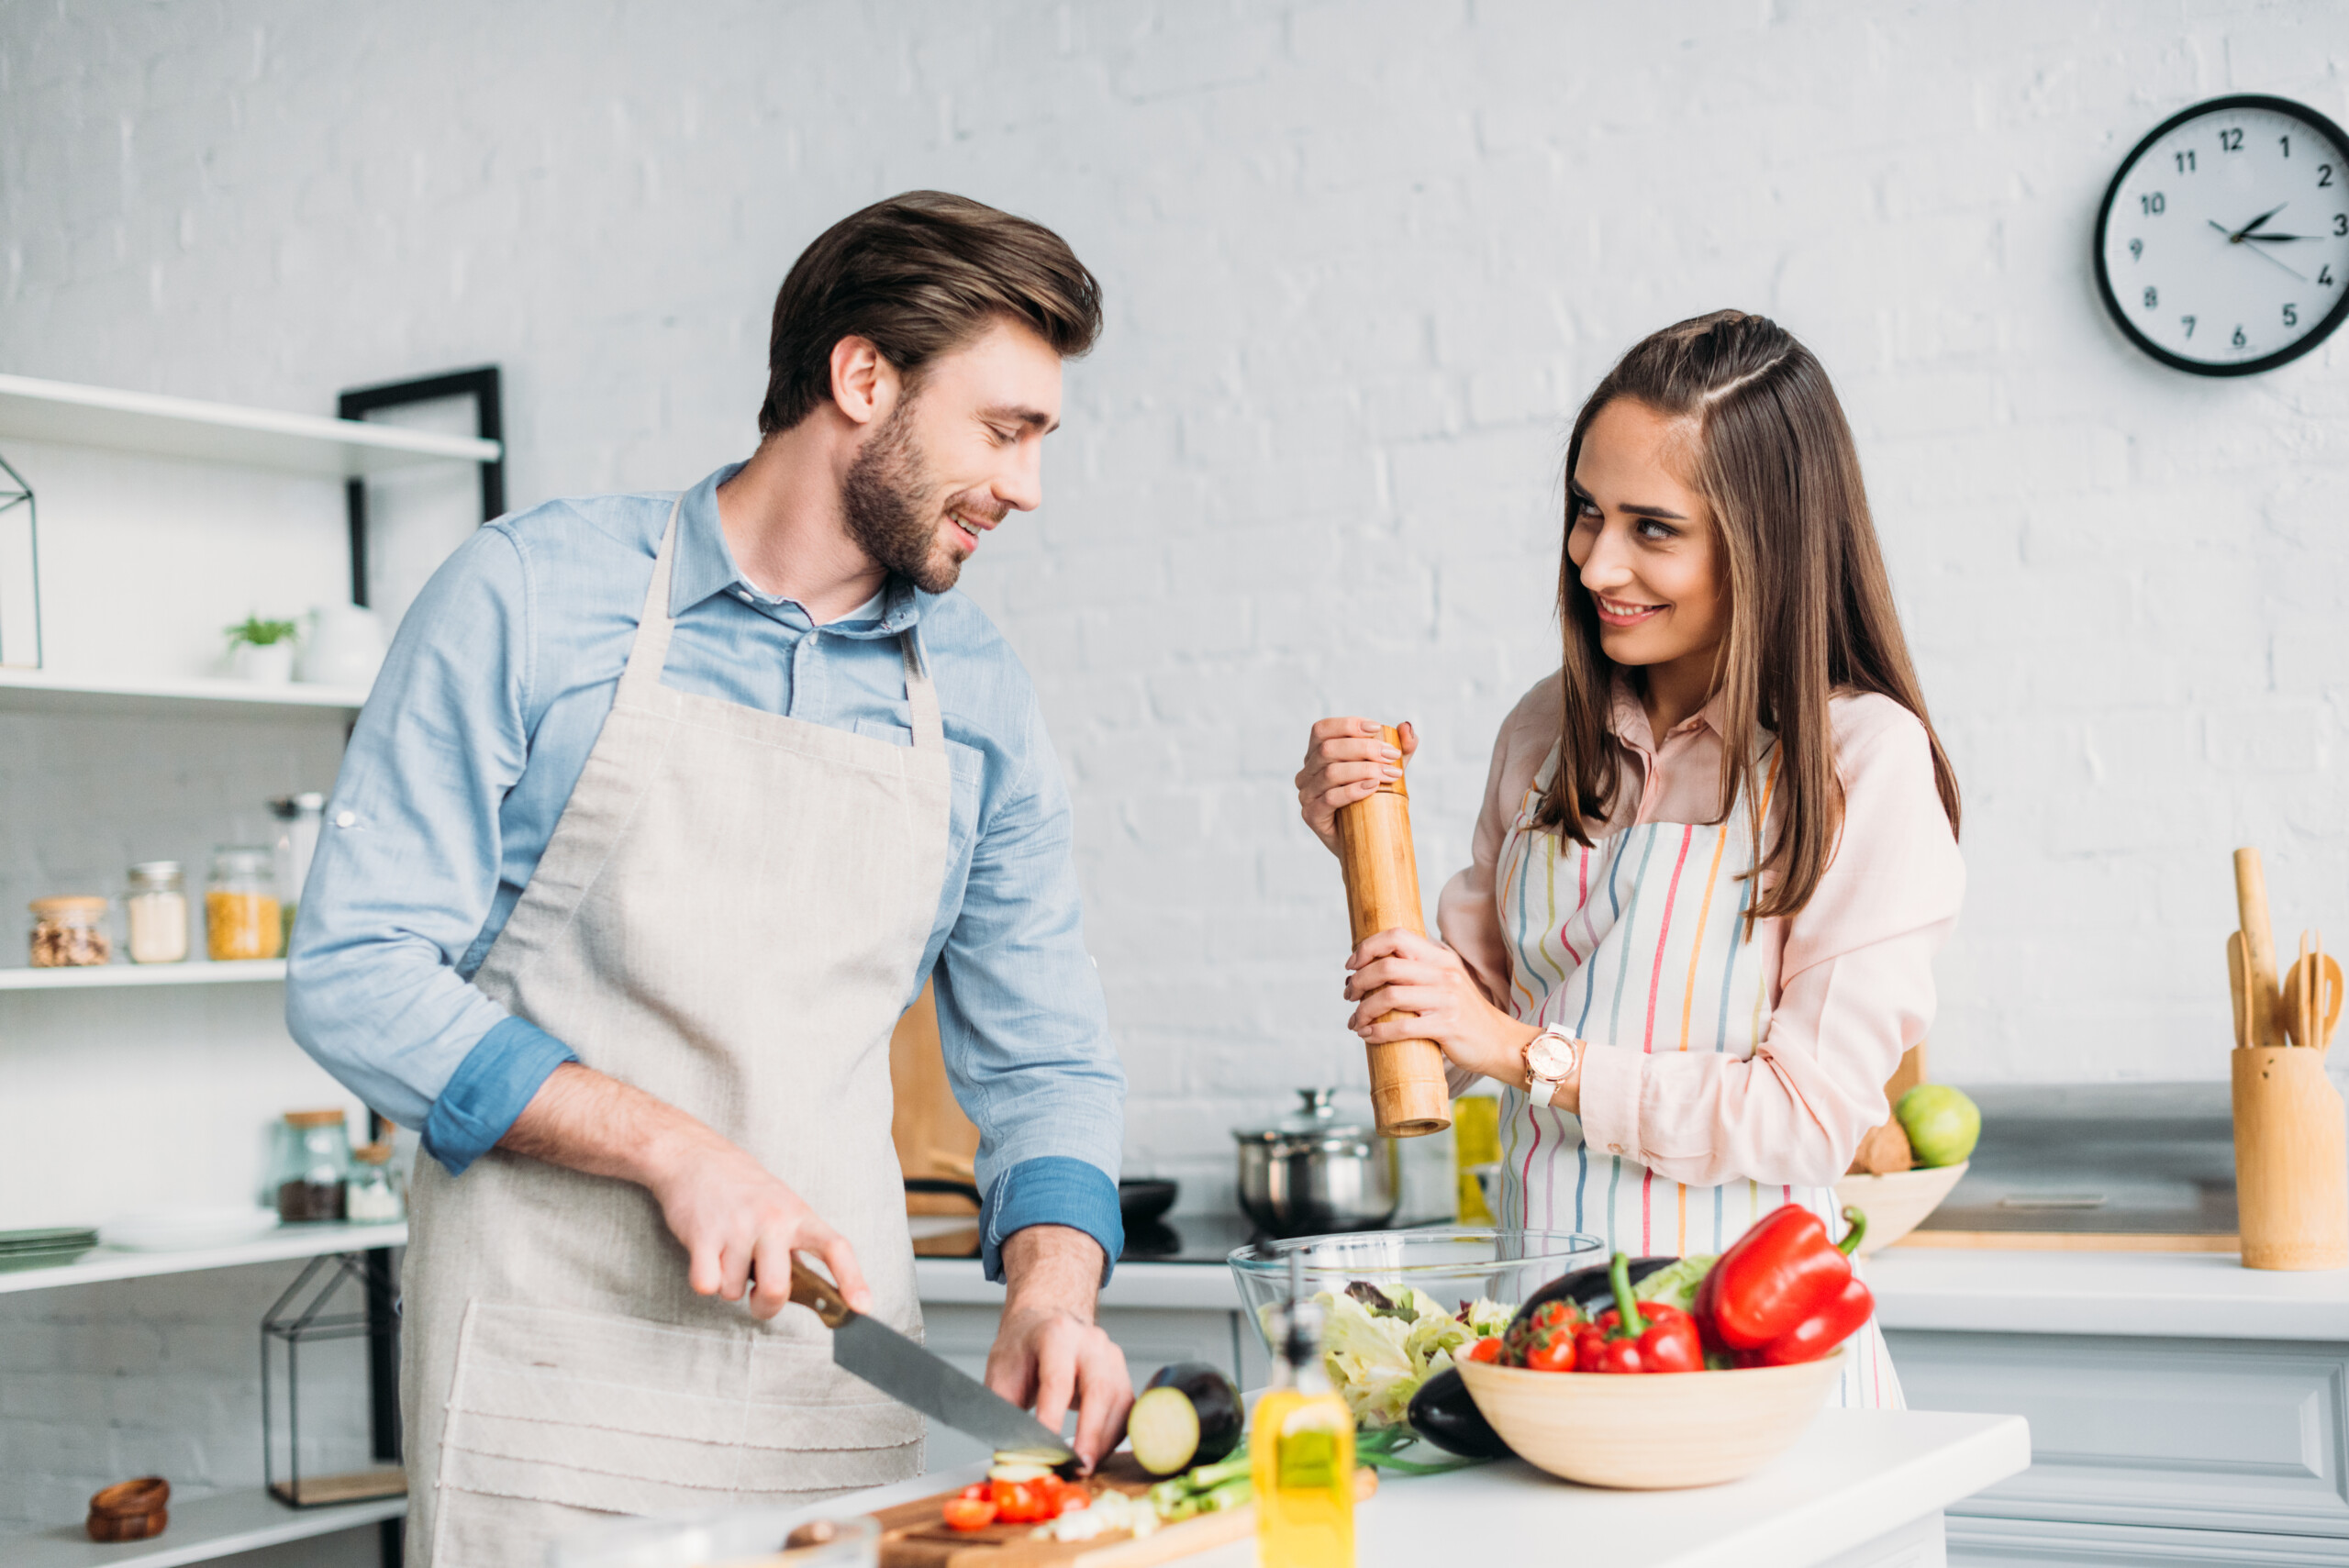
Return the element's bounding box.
[0,1226,99,1273]
[99,1207,280,1252]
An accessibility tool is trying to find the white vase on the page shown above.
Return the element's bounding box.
[229,639,295,684]
[297,603,386,688]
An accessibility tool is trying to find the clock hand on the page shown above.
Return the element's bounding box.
[2242,231,2315,242]
[2241,241,2310,284]
[2229,203,2289,242]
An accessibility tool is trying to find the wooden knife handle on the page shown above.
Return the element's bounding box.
[788,1258,853,1328]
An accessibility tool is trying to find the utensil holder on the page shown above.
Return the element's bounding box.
[2232,1046,2349,1271]
[1333,724,1450,1139]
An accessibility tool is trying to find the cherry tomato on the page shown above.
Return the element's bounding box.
[1529,1300,1579,1330]
[942,1496,997,1531]
[1052,1480,1090,1516]
[1465,1336,1503,1364]
[988,1479,1049,1523]
[958,1484,988,1502]
[1592,1336,1644,1374]
[1523,1329,1575,1373]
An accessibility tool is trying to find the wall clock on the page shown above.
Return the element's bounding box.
[2094,94,2349,375]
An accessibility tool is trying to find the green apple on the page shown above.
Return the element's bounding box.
[1895,1084,1980,1168]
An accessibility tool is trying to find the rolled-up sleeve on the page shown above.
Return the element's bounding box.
[1575,699,1964,1188]
[285,526,576,1173]
[931,695,1126,1283]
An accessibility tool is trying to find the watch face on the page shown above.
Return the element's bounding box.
[1527,1032,1573,1078]
[2095,95,2349,376]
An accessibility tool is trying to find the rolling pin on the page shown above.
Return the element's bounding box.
[2234,848,2285,1047]
[1335,724,1452,1138]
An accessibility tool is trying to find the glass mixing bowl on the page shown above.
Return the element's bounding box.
[1227,1226,1603,1353]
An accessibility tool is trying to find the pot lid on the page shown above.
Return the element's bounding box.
[1233,1088,1375,1145]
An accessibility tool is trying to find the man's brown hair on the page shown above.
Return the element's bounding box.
[758,191,1104,435]
[1539,310,1961,925]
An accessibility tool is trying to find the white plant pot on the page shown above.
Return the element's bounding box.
[297,603,385,688]
[229,639,296,684]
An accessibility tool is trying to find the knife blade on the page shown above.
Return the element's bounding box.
[788,1259,1066,1453]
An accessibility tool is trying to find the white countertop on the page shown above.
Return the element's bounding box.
[790,1408,2028,1568]
[923,1242,2349,1341]
[1864,1246,2349,1341]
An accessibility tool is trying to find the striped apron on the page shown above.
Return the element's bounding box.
[1488,745,1900,1408]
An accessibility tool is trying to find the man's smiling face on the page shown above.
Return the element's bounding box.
[840,318,1063,595]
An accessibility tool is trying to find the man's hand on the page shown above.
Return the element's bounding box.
[985,1225,1130,1471]
[500,1062,872,1321]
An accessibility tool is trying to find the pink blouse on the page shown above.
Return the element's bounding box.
[1435,676,1965,1189]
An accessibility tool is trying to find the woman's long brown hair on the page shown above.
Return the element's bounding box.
[1536,310,1961,923]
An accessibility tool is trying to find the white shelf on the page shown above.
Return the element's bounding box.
[0,1221,406,1296]
[2,1486,405,1568]
[0,373,499,478]
[0,960,287,992]
[0,668,370,717]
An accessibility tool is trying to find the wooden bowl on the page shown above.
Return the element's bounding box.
[1456,1352,1845,1489]
[86,1507,167,1543]
[88,1476,170,1517]
[1833,1162,1969,1254]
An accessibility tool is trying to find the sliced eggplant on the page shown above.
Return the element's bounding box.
[1130,1362,1242,1476]
[991,1445,1078,1481]
[1406,1366,1511,1460]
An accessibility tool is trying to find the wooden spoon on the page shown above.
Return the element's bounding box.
[2281,946,2342,1052]
[2228,931,2250,1049]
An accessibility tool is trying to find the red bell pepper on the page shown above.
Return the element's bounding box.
[1742,1273,1875,1367]
[1696,1204,1869,1352]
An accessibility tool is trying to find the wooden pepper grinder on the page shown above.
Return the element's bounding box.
[1336,725,1452,1139]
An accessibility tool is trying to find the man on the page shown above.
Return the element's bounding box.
[288,192,1130,1566]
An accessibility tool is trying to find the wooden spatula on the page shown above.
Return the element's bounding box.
[2281,939,2342,1052]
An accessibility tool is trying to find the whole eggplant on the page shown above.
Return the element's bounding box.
[1406,1366,1511,1459]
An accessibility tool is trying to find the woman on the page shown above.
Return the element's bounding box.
[1296,311,1962,1407]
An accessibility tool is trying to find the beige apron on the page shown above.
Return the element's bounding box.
[399,499,953,1566]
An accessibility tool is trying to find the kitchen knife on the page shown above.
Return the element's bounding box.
[787,1258,1067,1453]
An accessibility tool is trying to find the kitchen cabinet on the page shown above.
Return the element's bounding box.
[1872,1248,2349,1566]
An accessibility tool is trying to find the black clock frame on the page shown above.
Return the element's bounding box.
[2093,93,2349,377]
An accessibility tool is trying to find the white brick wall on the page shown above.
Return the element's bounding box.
[3,0,2347,1535]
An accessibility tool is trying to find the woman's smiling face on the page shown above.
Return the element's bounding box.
[1567,397,1729,689]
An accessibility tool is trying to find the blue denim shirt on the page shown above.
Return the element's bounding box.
[286,463,1124,1279]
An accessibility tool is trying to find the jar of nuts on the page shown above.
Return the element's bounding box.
[29,896,112,968]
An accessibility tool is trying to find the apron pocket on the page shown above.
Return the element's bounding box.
[437,1300,923,1515]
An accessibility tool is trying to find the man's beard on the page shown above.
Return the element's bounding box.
[841,395,962,595]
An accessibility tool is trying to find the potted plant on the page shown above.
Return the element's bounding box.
[226,615,301,684]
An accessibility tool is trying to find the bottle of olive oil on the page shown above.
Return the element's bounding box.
[1252,1257,1354,1568]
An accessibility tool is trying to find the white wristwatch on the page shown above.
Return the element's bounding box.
[1522,1026,1582,1107]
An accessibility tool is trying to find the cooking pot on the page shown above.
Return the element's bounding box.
[1234,1088,1399,1237]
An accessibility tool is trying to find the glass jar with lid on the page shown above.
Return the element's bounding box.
[28,895,112,967]
[268,793,326,951]
[269,1109,351,1223]
[125,862,190,964]
[344,1140,405,1224]
[206,846,282,962]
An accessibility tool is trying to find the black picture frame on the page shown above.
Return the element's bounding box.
[337,365,506,607]
[2091,93,2349,378]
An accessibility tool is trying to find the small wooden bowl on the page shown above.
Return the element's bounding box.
[86,1507,168,1543]
[1833,1162,1969,1254]
[1457,1352,1844,1489]
[88,1476,170,1518]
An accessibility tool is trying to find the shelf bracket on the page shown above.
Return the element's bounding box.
[336,367,506,609]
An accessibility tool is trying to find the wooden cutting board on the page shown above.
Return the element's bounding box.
[862,1455,1379,1568]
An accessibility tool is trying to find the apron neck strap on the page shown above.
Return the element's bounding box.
[618,496,687,696]
[899,631,942,752]
[624,495,944,756]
